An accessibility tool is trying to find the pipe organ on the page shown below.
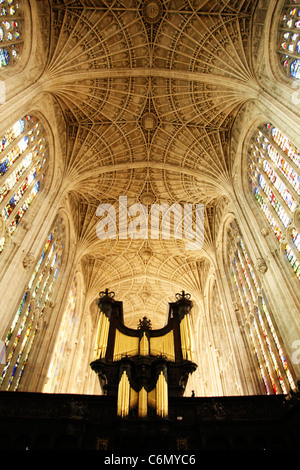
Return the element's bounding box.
[90,290,197,419]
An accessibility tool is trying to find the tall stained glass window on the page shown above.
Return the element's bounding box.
[247,123,300,281]
[228,221,296,395]
[0,0,23,68]
[0,115,48,253]
[0,217,65,391]
[278,0,300,79]
[43,277,79,393]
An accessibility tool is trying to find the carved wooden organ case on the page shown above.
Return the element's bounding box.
[90,289,197,419]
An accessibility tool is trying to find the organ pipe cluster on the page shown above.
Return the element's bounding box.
[90,289,197,419]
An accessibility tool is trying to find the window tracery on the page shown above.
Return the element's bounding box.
[0,115,48,253]
[0,0,23,68]
[227,220,295,395]
[278,0,300,79]
[0,216,65,391]
[247,123,300,281]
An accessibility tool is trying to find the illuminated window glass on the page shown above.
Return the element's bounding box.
[43,278,78,393]
[0,115,48,253]
[247,123,300,281]
[0,0,23,68]
[0,217,65,391]
[278,0,300,79]
[228,221,296,395]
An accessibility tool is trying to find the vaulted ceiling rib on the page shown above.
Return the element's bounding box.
[48,0,256,326]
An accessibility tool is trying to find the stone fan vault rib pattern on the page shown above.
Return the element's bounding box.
[44,0,258,326]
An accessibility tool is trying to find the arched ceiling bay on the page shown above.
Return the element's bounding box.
[47,0,257,326]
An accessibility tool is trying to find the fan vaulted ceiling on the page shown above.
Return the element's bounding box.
[46,0,257,327]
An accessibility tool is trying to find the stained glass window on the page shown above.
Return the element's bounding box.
[278,0,300,79]
[43,277,78,393]
[247,123,300,281]
[0,0,23,68]
[228,221,296,395]
[0,217,65,391]
[0,115,48,253]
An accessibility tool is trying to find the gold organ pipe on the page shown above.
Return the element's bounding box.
[156,376,159,416]
[156,379,160,416]
[140,332,149,356]
[95,312,103,347]
[150,331,175,360]
[117,371,130,417]
[117,372,124,417]
[121,376,125,416]
[184,315,190,360]
[125,373,130,416]
[157,372,161,417]
[121,374,125,416]
[138,387,147,418]
[114,329,139,360]
[156,371,168,418]
[180,315,188,360]
[94,312,109,359]
[186,313,195,362]
[163,372,168,418]
[101,314,110,358]
[94,311,104,359]
[130,388,138,410]
[180,314,194,361]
